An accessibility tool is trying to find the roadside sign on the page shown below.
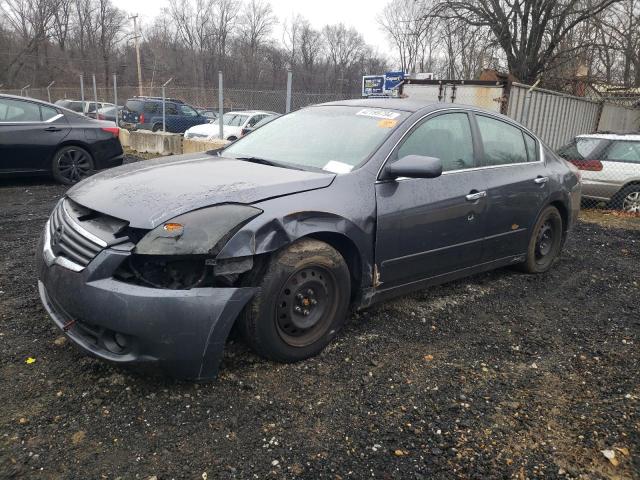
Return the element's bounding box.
[362,75,385,97]
[384,71,405,91]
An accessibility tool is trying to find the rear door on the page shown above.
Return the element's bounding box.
[0,97,70,172]
[375,111,487,287]
[473,113,549,261]
[600,140,640,200]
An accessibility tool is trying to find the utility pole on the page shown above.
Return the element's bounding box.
[131,15,143,96]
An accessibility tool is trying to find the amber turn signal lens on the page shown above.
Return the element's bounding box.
[163,223,183,233]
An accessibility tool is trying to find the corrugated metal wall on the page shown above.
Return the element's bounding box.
[401,81,639,149]
[506,83,601,149]
[403,83,503,112]
[598,104,640,133]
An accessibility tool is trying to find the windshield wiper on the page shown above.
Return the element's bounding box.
[233,156,304,170]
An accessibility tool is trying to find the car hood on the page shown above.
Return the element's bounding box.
[186,123,218,136]
[67,153,335,229]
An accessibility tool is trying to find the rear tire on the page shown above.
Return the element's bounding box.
[518,206,563,273]
[227,136,237,141]
[609,185,640,213]
[239,239,351,363]
[152,123,163,132]
[51,146,94,185]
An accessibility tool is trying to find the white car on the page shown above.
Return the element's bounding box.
[558,133,640,212]
[184,110,277,141]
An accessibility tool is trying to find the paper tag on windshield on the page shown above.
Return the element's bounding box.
[323,160,353,174]
[356,108,401,120]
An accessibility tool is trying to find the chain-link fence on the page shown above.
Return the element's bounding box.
[0,73,357,136]
[3,74,639,214]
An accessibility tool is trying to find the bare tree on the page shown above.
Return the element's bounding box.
[429,0,623,83]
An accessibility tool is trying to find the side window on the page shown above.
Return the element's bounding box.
[41,106,59,121]
[476,115,528,165]
[395,112,475,171]
[523,133,538,162]
[247,114,265,127]
[165,103,178,115]
[604,141,640,163]
[144,102,159,114]
[180,105,198,116]
[0,98,42,122]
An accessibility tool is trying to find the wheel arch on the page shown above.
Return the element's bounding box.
[216,211,374,295]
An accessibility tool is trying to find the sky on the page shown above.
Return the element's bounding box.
[111,0,395,60]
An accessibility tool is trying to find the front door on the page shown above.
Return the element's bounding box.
[375,111,487,288]
[0,97,70,172]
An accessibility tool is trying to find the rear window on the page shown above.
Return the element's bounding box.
[125,100,144,112]
[557,137,607,160]
[144,102,160,113]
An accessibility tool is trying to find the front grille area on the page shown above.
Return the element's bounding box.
[49,200,105,267]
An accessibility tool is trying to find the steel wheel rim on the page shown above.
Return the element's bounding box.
[622,191,640,213]
[275,266,337,348]
[535,220,555,261]
[57,149,91,182]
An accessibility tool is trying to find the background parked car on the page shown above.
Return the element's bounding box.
[120,96,209,133]
[0,94,123,184]
[184,110,277,141]
[196,107,219,121]
[94,105,123,125]
[558,133,640,212]
[54,99,112,117]
[241,113,281,136]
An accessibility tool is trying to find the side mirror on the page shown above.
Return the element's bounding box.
[384,155,443,180]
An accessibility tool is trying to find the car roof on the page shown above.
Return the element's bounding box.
[225,110,276,115]
[577,133,640,141]
[316,98,440,113]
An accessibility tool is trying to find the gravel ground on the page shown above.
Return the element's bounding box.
[0,167,639,479]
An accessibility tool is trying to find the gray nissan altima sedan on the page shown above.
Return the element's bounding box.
[36,99,581,380]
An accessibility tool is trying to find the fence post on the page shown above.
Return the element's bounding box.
[80,75,85,105]
[521,79,541,127]
[113,74,118,108]
[286,70,292,113]
[46,81,55,103]
[218,71,224,140]
[162,78,173,133]
[92,74,98,116]
[21,84,31,97]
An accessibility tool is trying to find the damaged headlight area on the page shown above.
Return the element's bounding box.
[114,204,262,290]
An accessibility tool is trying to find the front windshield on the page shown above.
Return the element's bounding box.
[221,113,249,126]
[222,106,407,172]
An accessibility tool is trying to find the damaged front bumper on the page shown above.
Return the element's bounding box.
[36,229,256,380]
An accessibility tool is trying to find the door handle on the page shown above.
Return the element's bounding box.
[44,126,61,132]
[465,190,487,201]
[534,176,548,184]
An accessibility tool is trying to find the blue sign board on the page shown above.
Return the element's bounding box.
[362,75,385,97]
[384,71,405,91]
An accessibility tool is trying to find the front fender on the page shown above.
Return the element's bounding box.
[216,210,375,288]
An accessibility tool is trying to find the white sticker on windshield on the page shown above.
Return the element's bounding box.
[323,160,353,174]
[356,108,401,120]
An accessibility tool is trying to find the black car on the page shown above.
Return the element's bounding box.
[36,99,581,380]
[1,94,124,184]
[121,96,209,133]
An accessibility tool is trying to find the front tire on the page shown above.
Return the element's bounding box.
[518,206,563,273]
[240,239,351,363]
[51,146,94,185]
